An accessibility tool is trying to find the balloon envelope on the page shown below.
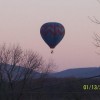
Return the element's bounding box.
[40,22,65,49]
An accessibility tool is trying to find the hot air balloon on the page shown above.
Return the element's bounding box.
[40,22,65,54]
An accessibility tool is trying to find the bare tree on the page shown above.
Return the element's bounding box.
[88,0,100,80]
[39,59,56,78]
[88,16,100,24]
[93,33,100,48]
[88,1,100,49]
[0,44,53,100]
[88,0,100,24]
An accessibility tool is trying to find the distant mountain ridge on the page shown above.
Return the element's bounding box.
[1,64,100,79]
[50,67,100,78]
[0,64,40,81]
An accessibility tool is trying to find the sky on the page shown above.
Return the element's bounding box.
[0,0,100,71]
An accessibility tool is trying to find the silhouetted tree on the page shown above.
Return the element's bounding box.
[88,1,100,48]
[0,44,53,100]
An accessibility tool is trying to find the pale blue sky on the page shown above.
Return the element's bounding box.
[0,0,100,71]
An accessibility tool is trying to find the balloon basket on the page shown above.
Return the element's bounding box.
[51,50,54,54]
